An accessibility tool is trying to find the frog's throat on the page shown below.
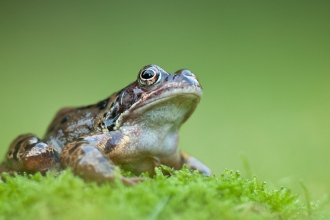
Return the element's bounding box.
[113,86,202,130]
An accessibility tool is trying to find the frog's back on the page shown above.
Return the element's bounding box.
[43,94,117,151]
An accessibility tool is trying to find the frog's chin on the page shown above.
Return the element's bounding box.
[114,87,202,130]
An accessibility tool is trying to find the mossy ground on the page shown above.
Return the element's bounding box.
[0,167,328,220]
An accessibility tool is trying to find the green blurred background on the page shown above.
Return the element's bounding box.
[1,1,329,199]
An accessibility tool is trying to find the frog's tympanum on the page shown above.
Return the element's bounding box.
[0,65,211,185]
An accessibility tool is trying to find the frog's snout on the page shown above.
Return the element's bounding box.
[175,69,201,88]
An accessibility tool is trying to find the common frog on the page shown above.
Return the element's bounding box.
[0,65,211,185]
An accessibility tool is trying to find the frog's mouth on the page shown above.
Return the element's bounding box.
[138,85,202,108]
[114,85,202,130]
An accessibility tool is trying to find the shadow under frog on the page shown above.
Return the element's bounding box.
[0,64,211,185]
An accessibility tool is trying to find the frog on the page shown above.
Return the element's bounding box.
[0,64,211,185]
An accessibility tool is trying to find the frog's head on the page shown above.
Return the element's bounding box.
[104,64,202,131]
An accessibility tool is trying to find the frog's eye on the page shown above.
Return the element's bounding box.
[138,67,161,86]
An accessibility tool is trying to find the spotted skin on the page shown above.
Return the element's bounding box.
[0,65,211,184]
[1,134,60,175]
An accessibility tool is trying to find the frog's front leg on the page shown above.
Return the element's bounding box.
[60,132,142,185]
[1,134,60,174]
[180,151,211,176]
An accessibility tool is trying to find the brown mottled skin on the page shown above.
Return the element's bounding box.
[0,64,211,185]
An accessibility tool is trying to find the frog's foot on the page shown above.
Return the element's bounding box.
[60,136,138,185]
[3,134,60,174]
[180,151,211,176]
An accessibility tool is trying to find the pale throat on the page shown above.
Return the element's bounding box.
[118,98,196,156]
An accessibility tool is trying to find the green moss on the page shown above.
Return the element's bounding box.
[0,167,327,220]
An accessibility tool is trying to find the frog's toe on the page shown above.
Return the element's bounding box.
[198,167,212,176]
[180,151,211,176]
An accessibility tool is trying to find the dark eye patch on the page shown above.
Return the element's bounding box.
[97,99,109,110]
[61,116,70,124]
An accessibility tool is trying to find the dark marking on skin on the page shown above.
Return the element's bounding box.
[113,113,120,121]
[61,116,70,124]
[13,136,32,160]
[103,113,107,118]
[173,74,179,80]
[104,130,127,154]
[24,143,37,151]
[97,99,109,110]
[108,107,117,119]
[135,92,142,99]
[69,142,85,154]
[107,124,115,131]
[110,102,114,108]
[100,122,105,128]
[76,137,86,142]
[85,126,92,133]
[105,114,120,131]
[53,149,60,159]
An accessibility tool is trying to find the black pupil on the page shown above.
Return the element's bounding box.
[141,69,155,79]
